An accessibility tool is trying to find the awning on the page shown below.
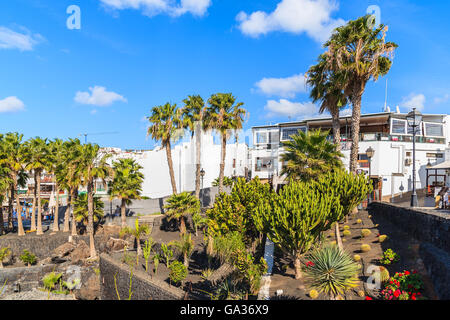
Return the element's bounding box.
[428,161,450,170]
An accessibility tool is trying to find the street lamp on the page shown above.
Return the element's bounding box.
[366,147,375,203]
[406,108,423,207]
[200,168,205,207]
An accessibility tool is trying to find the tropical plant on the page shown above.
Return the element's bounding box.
[233,250,267,295]
[0,161,12,235]
[73,193,105,229]
[212,232,246,264]
[380,249,400,265]
[161,243,174,268]
[164,192,200,234]
[20,249,37,267]
[147,102,182,195]
[169,233,194,268]
[192,211,208,236]
[152,253,161,274]
[324,15,398,173]
[204,93,246,193]
[181,95,207,199]
[212,176,234,188]
[75,143,112,258]
[47,139,64,232]
[0,248,11,268]
[280,130,343,181]
[303,245,359,299]
[120,219,150,263]
[143,238,154,272]
[253,180,340,279]
[169,260,188,285]
[42,272,63,293]
[108,158,144,227]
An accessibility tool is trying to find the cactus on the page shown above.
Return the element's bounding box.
[343,230,351,237]
[360,244,371,252]
[356,219,362,224]
[358,290,365,297]
[353,254,361,261]
[368,215,372,219]
[342,238,347,242]
[309,289,319,299]
[361,229,371,237]
[379,266,390,283]
[378,235,388,243]
[343,225,350,230]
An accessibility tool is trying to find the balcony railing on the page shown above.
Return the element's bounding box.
[339,133,445,145]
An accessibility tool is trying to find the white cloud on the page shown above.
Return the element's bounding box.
[236,0,345,43]
[254,73,307,98]
[0,96,25,113]
[401,93,426,111]
[340,108,352,116]
[264,99,318,119]
[434,94,449,104]
[0,26,44,51]
[99,0,211,17]
[75,86,127,107]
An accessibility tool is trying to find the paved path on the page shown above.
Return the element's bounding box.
[258,239,274,300]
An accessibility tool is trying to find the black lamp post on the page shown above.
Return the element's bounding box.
[406,108,423,207]
[200,168,205,207]
[366,147,375,203]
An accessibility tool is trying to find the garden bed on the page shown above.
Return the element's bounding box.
[268,209,438,300]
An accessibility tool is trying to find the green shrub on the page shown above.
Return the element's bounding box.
[213,232,245,264]
[380,249,400,265]
[303,245,359,298]
[169,261,188,285]
[143,238,154,272]
[0,248,11,268]
[42,272,63,293]
[20,250,37,267]
[161,243,174,268]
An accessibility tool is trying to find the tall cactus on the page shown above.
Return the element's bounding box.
[253,180,340,279]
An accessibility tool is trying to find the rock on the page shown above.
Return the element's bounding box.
[75,274,99,300]
[106,237,131,252]
[70,241,90,264]
[53,242,76,258]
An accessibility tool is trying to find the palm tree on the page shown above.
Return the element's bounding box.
[324,15,397,172]
[76,143,112,258]
[169,233,194,268]
[120,219,150,263]
[73,193,104,230]
[164,192,200,234]
[108,158,144,227]
[0,137,13,235]
[181,95,207,199]
[307,54,348,150]
[147,103,182,195]
[48,139,64,232]
[280,130,344,182]
[204,93,246,193]
[2,133,27,236]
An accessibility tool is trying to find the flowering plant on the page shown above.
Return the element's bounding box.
[380,249,400,265]
[381,270,424,300]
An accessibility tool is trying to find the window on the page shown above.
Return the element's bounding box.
[255,157,275,172]
[255,131,267,144]
[426,153,444,159]
[424,122,444,137]
[391,119,407,135]
[281,127,306,141]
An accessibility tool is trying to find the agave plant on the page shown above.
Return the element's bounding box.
[303,245,359,299]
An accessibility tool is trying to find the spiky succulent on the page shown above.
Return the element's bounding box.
[303,245,359,298]
[361,229,371,237]
[361,244,371,252]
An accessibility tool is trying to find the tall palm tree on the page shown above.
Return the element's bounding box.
[147,103,182,195]
[1,133,27,236]
[0,135,13,235]
[24,137,49,235]
[280,130,344,182]
[76,143,112,258]
[48,139,64,232]
[108,158,144,227]
[307,54,348,150]
[324,15,397,173]
[164,192,200,234]
[181,95,207,199]
[204,93,246,193]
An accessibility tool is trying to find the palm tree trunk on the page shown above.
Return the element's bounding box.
[87,181,97,258]
[0,206,4,235]
[194,127,202,199]
[349,83,365,173]
[218,134,227,194]
[8,187,13,230]
[179,217,186,234]
[294,256,303,280]
[63,191,71,232]
[120,198,127,228]
[331,109,342,151]
[36,172,43,235]
[53,183,60,232]
[13,173,25,236]
[71,189,78,236]
[31,172,37,231]
[165,141,178,195]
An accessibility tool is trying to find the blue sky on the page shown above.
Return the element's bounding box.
[0,0,449,150]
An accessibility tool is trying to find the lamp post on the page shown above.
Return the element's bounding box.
[406,108,423,207]
[366,147,375,203]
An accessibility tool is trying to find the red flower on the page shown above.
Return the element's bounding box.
[393,289,401,298]
[411,296,416,300]
[305,261,315,267]
[365,296,373,300]
[405,271,410,275]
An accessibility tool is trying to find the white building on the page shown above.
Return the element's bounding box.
[103,131,249,199]
[251,112,450,200]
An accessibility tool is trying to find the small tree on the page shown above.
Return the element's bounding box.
[120,219,150,263]
[169,261,188,286]
[161,243,174,268]
[20,249,37,267]
[253,180,339,279]
[143,238,154,272]
[164,192,200,234]
[73,193,105,231]
[169,233,194,268]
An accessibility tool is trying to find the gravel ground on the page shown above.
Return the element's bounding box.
[0,288,76,300]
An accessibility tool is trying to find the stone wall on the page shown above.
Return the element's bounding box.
[368,202,450,300]
[99,254,185,300]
